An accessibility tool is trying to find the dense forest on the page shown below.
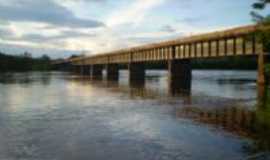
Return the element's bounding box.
[0,52,52,72]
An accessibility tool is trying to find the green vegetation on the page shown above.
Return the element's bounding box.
[251,0,270,53]
[265,64,270,83]
[0,52,52,72]
[251,0,270,84]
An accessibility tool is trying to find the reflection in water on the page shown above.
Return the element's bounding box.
[177,92,270,155]
[0,72,52,85]
[0,71,269,160]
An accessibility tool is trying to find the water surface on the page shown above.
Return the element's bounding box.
[0,70,269,160]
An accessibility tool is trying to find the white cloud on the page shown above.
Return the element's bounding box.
[106,0,165,27]
[81,0,168,55]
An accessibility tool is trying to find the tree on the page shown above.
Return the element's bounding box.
[251,0,270,52]
[23,51,32,58]
[251,0,270,84]
[41,54,50,61]
[69,54,80,59]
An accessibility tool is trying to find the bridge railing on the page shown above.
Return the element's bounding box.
[70,24,267,66]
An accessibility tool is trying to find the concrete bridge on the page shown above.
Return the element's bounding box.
[54,24,268,93]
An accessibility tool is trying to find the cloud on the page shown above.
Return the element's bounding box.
[126,31,185,45]
[60,0,107,2]
[21,30,96,43]
[176,17,204,25]
[160,25,176,33]
[0,27,14,39]
[106,0,165,26]
[0,43,80,58]
[0,0,105,28]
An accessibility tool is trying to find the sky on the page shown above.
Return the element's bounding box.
[0,0,268,58]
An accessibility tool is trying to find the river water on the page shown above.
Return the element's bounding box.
[0,70,269,160]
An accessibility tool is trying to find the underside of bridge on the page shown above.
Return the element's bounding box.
[106,64,119,81]
[92,65,103,79]
[168,60,192,93]
[70,54,267,95]
[72,59,194,94]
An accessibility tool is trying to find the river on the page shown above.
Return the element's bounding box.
[0,70,269,160]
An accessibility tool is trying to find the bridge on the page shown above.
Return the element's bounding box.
[54,24,268,93]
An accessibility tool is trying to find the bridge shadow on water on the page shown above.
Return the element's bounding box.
[69,70,270,158]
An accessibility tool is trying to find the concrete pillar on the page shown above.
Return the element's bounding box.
[71,65,77,73]
[168,59,192,94]
[55,63,73,71]
[79,65,84,75]
[76,65,81,74]
[82,65,91,76]
[106,64,119,81]
[257,52,265,85]
[92,65,103,79]
[129,63,145,86]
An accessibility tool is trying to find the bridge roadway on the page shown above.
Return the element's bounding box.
[55,24,268,93]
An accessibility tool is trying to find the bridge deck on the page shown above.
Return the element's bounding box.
[70,24,266,65]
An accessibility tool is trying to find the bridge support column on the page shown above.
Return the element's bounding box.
[257,52,265,85]
[76,65,82,74]
[129,63,145,86]
[71,65,76,73]
[106,64,119,81]
[82,65,91,76]
[78,65,84,75]
[92,65,103,79]
[168,60,192,94]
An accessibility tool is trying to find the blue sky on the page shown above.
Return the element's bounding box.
[0,0,267,58]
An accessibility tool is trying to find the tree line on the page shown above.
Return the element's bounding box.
[0,52,52,72]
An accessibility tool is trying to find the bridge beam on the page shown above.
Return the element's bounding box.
[92,65,103,79]
[106,64,119,81]
[129,63,145,86]
[168,60,192,94]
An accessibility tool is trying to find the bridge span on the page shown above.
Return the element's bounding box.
[54,24,268,93]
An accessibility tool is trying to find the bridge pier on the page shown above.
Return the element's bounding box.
[106,64,119,81]
[71,65,79,74]
[168,60,192,94]
[129,63,145,86]
[82,65,91,76]
[76,65,82,74]
[92,65,103,79]
[79,65,84,75]
[257,52,265,85]
[54,63,72,71]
